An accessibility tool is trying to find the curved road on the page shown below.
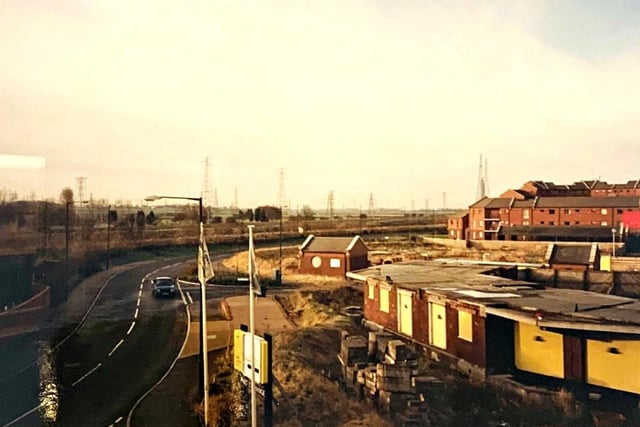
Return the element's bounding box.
[1,258,190,427]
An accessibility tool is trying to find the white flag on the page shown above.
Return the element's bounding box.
[248,228,263,296]
[198,223,215,284]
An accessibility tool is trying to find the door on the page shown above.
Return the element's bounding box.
[397,291,413,337]
[429,302,447,349]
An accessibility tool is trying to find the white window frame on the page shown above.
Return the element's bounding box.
[380,287,390,313]
[329,258,341,268]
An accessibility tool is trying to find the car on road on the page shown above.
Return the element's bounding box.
[151,276,177,298]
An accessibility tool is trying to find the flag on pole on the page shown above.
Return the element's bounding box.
[199,226,215,283]
[248,227,264,297]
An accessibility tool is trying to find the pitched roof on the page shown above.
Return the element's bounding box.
[300,235,366,253]
[470,197,511,208]
[535,196,640,208]
[548,243,597,265]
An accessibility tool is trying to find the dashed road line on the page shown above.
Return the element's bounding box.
[126,321,136,335]
[71,363,102,388]
[115,416,124,423]
[108,339,125,357]
[134,308,139,319]
[138,289,142,298]
[2,404,40,426]
[136,298,141,307]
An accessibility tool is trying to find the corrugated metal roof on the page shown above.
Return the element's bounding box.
[500,226,613,239]
[535,196,640,208]
[352,261,640,330]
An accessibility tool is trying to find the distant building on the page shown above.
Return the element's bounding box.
[450,179,640,242]
[299,235,368,277]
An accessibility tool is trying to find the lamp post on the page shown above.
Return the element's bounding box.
[279,205,287,285]
[106,205,111,270]
[65,200,88,300]
[611,227,617,258]
[145,195,206,419]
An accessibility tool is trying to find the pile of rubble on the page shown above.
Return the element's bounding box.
[338,331,443,426]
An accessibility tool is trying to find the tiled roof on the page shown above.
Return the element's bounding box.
[300,235,364,253]
[470,197,511,208]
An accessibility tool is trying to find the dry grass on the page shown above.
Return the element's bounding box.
[271,290,391,427]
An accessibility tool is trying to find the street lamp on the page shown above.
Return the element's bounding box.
[611,227,617,258]
[65,200,88,300]
[145,194,207,420]
[279,205,287,285]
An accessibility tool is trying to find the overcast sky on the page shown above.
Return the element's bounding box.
[2,0,640,209]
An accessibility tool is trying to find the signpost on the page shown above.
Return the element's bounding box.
[234,324,274,427]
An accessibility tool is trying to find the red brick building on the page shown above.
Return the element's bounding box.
[299,235,369,277]
[451,179,640,242]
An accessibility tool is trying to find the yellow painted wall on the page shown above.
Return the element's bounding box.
[600,255,611,272]
[398,292,413,337]
[587,339,640,394]
[429,302,447,349]
[515,323,564,379]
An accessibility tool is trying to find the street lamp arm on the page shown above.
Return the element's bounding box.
[145,195,201,202]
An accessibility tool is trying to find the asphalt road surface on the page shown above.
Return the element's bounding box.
[1,259,190,427]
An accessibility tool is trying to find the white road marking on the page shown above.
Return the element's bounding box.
[108,339,124,357]
[126,321,136,335]
[139,283,143,289]
[3,404,40,426]
[115,416,124,423]
[137,299,141,307]
[134,308,139,319]
[138,289,142,298]
[71,363,102,387]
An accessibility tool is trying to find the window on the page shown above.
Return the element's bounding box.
[601,208,608,215]
[472,220,476,228]
[540,209,545,213]
[458,310,473,342]
[540,221,545,225]
[564,221,570,226]
[563,209,570,214]
[450,230,455,236]
[601,221,608,226]
[549,209,555,214]
[575,209,580,212]
[617,209,623,214]
[523,220,529,225]
[380,288,390,313]
[472,232,476,239]
[576,221,580,225]
[367,283,375,299]
[549,221,555,225]
[523,209,530,219]
[479,231,483,238]
[311,256,322,268]
[329,258,341,268]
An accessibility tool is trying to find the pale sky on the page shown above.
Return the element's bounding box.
[1,0,640,209]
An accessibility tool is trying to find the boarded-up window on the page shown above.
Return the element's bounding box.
[367,283,375,299]
[380,288,390,313]
[458,310,473,342]
[330,258,341,268]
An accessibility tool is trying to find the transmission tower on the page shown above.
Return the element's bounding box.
[201,157,213,208]
[278,168,287,209]
[326,190,334,218]
[476,154,490,200]
[368,193,375,215]
[75,177,87,204]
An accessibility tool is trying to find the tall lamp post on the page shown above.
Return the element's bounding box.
[612,227,617,258]
[106,205,112,270]
[145,195,206,420]
[279,205,287,285]
[65,200,88,299]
